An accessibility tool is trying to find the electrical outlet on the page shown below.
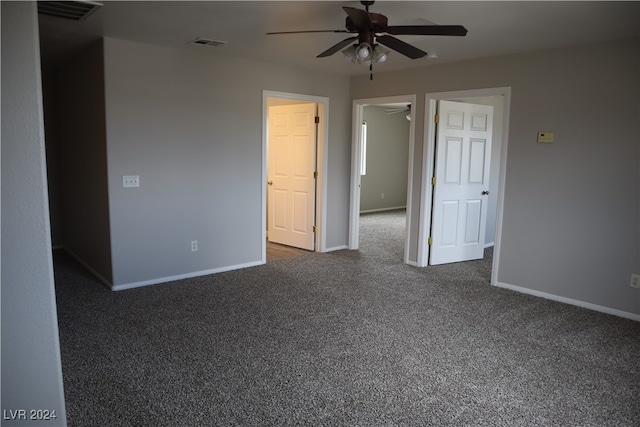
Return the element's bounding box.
[631,274,640,289]
[123,175,140,188]
[191,240,198,252]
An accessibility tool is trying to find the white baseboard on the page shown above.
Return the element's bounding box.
[360,206,406,214]
[484,242,495,249]
[112,260,265,291]
[323,244,348,253]
[56,246,266,292]
[494,281,640,322]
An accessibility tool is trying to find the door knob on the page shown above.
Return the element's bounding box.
[481,190,490,195]
[268,180,273,186]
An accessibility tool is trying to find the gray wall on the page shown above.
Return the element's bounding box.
[53,41,112,284]
[43,33,638,317]
[351,38,640,315]
[1,1,67,425]
[360,106,410,212]
[102,38,351,286]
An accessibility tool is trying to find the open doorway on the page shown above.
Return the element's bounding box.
[349,95,416,264]
[419,87,511,286]
[262,91,329,263]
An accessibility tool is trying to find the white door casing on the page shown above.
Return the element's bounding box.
[267,103,317,250]
[429,100,494,265]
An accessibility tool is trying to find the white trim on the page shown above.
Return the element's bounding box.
[262,91,330,259]
[324,244,349,253]
[111,260,265,291]
[360,205,407,214]
[348,101,363,250]
[420,87,511,275]
[496,281,640,322]
[349,94,417,266]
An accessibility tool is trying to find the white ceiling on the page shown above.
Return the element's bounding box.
[38,1,639,76]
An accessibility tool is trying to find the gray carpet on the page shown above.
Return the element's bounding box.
[54,210,640,426]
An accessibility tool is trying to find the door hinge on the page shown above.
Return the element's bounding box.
[434,114,439,124]
[315,116,320,124]
[313,225,318,233]
[314,171,318,179]
[431,176,436,185]
[428,237,433,246]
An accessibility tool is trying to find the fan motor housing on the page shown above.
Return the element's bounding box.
[345,13,388,33]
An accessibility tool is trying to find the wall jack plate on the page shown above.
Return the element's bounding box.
[631,274,640,289]
[537,132,554,143]
[123,175,140,188]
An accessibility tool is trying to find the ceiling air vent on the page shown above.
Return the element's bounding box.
[37,1,102,22]
[190,38,228,48]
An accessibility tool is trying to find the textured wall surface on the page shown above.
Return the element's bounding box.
[102,38,351,286]
[1,1,67,425]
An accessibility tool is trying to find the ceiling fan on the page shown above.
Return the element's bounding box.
[266,1,467,79]
[385,104,411,114]
[385,104,412,120]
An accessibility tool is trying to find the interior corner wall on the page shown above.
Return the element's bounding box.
[102,38,351,287]
[351,37,640,316]
[360,106,410,212]
[1,1,68,424]
[54,40,112,284]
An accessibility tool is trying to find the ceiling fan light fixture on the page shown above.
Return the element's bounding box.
[355,42,372,61]
[267,1,468,76]
[372,45,389,63]
[342,45,358,62]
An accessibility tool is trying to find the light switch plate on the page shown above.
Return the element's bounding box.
[537,132,554,143]
[123,175,140,188]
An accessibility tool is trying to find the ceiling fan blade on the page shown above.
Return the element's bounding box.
[317,36,358,58]
[385,104,411,114]
[267,29,350,35]
[343,6,372,29]
[386,25,468,36]
[376,35,427,59]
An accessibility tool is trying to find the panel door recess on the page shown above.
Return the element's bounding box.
[430,100,493,265]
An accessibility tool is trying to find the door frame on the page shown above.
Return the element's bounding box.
[349,94,417,265]
[262,90,329,261]
[419,87,511,286]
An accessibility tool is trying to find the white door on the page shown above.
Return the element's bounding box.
[430,100,493,265]
[267,103,317,250]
